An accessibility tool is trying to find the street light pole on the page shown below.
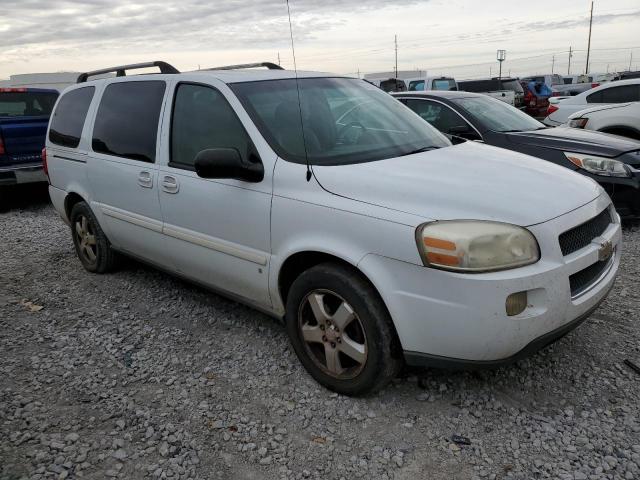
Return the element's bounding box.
[394,35,398,78]
[497,49,506,81]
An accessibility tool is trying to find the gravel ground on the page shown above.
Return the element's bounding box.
[1,188,639,480]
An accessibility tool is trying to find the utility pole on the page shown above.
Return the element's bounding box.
[568,46,572,75]
[490,66,492,77]
[357,68,360,79]
[277,52,281,66]
[630,52,633,72]
[394,35,398,78]
[585,1,594,74]
[552,55,555,74]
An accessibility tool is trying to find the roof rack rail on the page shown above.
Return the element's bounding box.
[77,61,180,83]
[202,62,284,71]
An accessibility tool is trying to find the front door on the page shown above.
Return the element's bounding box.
[157,81,274,306]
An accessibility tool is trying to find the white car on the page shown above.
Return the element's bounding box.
[567,102,640,140]
[45,61,621,395]
[543,79,640,126]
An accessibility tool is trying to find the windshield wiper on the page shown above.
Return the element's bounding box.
[400,146,439,156]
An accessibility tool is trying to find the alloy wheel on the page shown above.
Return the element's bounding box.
[74,215,97,264]
[298,289,368,379]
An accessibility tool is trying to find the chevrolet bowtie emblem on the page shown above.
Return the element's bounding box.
[598,240,613,262]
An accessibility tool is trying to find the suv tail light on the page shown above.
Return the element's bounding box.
[0,135,5,156]
[42,147,49,181]
[591,83,600,88]
[0,87,27,93]
[547,104,559,115]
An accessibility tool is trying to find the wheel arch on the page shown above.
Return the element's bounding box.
[277,249,405,359]
[278,251,365,307]
[64,191,88,220]
[598,125,640,140]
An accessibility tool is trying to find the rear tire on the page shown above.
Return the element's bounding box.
[285,262,402,396]
[69,201,117,273]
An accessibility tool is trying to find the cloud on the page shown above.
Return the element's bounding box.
[505,9,640,33]
[0,0,424,58]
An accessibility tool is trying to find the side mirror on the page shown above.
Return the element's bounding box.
[194,148,264,183]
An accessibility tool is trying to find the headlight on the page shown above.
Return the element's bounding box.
[415,221,540,273]
[564,152,631,177]
[568,118,588,128]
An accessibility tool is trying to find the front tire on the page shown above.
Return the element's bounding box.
[70,201,117,273]
[285,263,402,396]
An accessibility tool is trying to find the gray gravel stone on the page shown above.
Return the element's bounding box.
[1,200,639,480]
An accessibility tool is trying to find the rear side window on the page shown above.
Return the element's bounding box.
[0,91,58,117]
[49,87,94,148]
[587,85,640,103]
[92,81,165,163]
[171,83,253,169]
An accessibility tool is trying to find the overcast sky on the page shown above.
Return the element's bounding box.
[1,0,638,80]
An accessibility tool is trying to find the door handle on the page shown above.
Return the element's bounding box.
[162,175,179,194]
[138,171,153,188]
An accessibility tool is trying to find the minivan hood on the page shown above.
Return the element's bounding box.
[313,142,601,226]
[505,126,640,158]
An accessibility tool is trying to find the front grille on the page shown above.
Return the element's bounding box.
[569,257,612,297]
[559,208,612,256]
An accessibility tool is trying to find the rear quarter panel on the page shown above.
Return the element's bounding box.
[45,84,102,220]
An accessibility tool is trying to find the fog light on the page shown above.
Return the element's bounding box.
[506,291,528,316]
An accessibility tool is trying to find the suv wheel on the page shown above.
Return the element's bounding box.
[286,263,402,396]
[70,201,117,273]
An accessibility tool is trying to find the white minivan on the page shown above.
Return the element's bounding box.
[45,62,621,395]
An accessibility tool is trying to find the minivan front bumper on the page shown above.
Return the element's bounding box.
[358,196,621,366]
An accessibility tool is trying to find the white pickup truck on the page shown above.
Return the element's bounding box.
[457,79,517,106]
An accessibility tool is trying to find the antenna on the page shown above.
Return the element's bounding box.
[286,0,312,182]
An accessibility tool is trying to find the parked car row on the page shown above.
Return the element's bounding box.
[28,60,630,396]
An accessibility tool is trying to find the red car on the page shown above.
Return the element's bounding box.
[520,81,550,119]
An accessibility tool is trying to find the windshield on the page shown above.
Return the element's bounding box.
[230,77,450,166]
[452,95,545,132]
[0,91,58,117]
